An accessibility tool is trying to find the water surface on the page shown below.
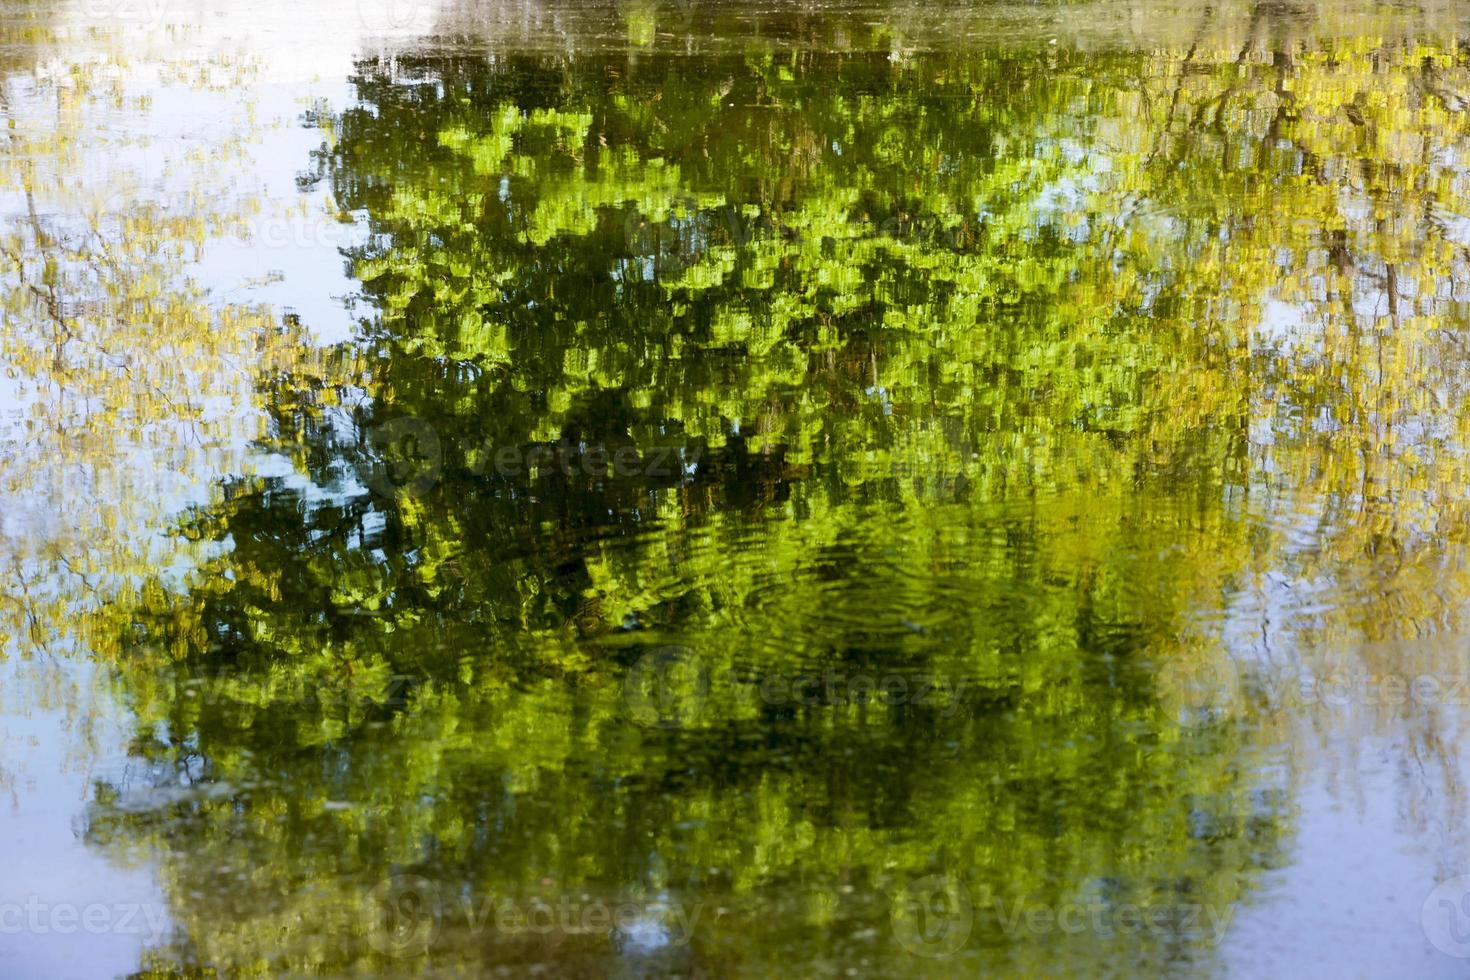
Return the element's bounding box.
[3,1,1470,976]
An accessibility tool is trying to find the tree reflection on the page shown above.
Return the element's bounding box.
[48,3,1470,976]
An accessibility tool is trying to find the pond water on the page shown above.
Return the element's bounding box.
[4,1,1470,976]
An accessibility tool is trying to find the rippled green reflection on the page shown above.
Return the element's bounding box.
[6,2,1470,976]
